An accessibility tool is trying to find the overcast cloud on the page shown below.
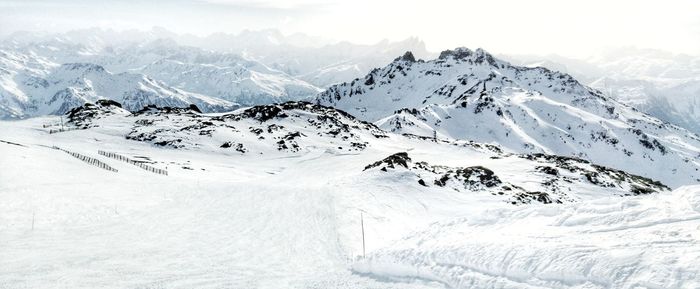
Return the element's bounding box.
[1,0,698,57]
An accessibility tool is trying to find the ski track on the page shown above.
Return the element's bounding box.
[2,116,700,288]
[0,121,442,289]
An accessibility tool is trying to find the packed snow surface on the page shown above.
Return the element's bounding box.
[356,187,700,289]
[1,105,698,288]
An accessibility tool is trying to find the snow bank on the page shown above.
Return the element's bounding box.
[355,187,700,289]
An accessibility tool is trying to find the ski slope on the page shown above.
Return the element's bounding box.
[1,111,699,288]
[0,118,441,289]
[356,187,700,288]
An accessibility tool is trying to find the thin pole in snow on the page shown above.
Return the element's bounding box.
[31,211,35,231]
[361,211,366,259]
[60,115,64,131]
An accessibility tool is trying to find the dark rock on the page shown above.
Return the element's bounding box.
[96,99,122,108]
[394,51,416,62]
[536,166,559,176]
[438,48,472,60]
[364,152,411,171]
[188,104,202,113]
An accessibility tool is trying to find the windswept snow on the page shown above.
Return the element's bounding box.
[504,48,700,135]
[1,101,698,288]
[0,50,238,118]
[355,186,700,289]
[2,30,699,289]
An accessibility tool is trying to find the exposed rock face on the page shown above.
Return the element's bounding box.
[364,152,411,170]
[394,51,417,63]
[363,152,668,205]
[123,101,386,152]
[65,100,129,128]
[52,98,671,206]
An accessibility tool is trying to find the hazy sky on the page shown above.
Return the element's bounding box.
[1,0,699,57]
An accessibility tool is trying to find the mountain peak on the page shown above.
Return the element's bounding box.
[317,46,700,188]
[437,47,498,66]
[59,62,106,73]
[394,51,417,62]
[438,47,473,60]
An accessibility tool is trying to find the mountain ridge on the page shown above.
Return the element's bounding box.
[317,47,700,187]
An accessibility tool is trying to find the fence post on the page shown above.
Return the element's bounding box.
[99,150,167,175]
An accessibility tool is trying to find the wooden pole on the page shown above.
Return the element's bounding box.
[361,212,366,259]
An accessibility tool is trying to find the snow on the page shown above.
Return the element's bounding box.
[0,41,321,119]
[318,48,700,188]
[504,48,700,135]
[0,119,395,288]
[355,187,700,289]
[1,107,698,288]
[0,29,435,120]
[0,52,239,117]
[2,30,700,289]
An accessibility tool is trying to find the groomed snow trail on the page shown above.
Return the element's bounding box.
[354,188,700,289]
[0,122,443,289]
[2,117,699,289]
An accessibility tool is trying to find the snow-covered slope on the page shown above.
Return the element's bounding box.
[0,50,236,118]
[589,79,700,136]
[31,100,671,203]
[355,185,700,288]
[0,101,697,288]
[0,29,438,119]
[138,54,322,105]
[64,38,324,104]
[0,36,323,112]
[317,48,700,188]
[505,48,700,135]
[0,49,56,119]
[260,37,434,87]
[584,48,700,135]
[2,28,434,89]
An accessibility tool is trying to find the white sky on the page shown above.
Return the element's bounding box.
[1,0,698,57]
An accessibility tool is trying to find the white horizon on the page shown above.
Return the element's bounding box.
[1,0,698,58]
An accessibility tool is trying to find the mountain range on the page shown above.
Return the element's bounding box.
[2,30,700,289]
[2,30,700,189]
[0,51,235,118]
[318,48,700,187]
[504,47,700,135]
[0,29,431,119]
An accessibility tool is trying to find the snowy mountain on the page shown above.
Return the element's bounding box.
[504,48,700,135]
[137,51,322,105]
[75,38,324,104]
[0,37,324,105]
[46,99,670,203]
[0,29,441,120]
[317,48,700,188]
[1,100,697,288]
[154,28,433,86]
[587,49,700,135]
[0,50,236,118]
[255,37,433,87]
[2,28,433,88]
